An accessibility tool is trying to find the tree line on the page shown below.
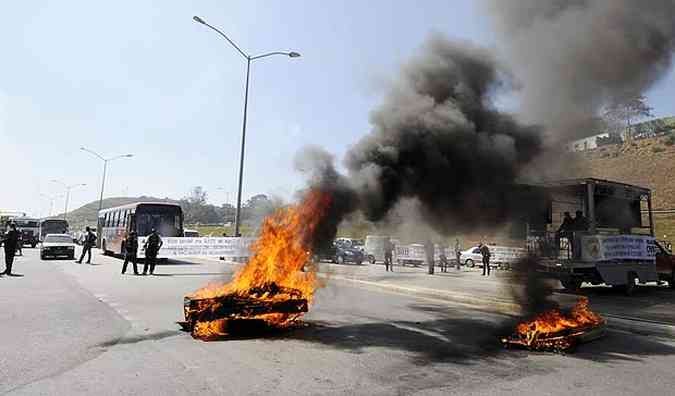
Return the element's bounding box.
[179,186,281,226]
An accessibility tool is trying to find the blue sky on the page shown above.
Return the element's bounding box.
[2,1,674,218]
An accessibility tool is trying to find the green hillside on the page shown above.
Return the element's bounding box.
[54,196,178,230]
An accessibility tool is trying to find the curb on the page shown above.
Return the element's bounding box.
[324,274,675,339]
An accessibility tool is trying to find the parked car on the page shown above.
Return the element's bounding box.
[460,246,484,268]
[184,229,200,237]
[40,234,76,260]
[313,242,365,265]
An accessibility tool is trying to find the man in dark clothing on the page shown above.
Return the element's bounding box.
[77,227,97,264]
[454,239,462,270]
[143,229,163,275]
[122,231,139,275]
[480,243,491,276]
[571,210,589,259]
[2,223,19,276]
[572,210,590,232]
[384,238,394,272]
[556,212,573,257]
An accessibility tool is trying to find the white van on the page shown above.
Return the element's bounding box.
[365,235,390,263]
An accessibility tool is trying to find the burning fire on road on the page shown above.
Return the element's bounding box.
[501,297,606,353]
[180,190,332,340]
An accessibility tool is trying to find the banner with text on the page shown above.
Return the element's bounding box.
[138,237,255,258]
[580,235,656,262]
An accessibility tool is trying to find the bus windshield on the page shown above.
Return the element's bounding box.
[41,220,69,235]
[136,205,183,237]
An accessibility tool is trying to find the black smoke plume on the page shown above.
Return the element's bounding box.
[486,0,675,140]
[344,35,543,234]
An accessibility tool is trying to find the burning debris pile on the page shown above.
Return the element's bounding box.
[502,297,606,353]
[181,190,331,340]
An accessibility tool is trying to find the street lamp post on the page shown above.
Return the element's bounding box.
[51,181,86,222]
[80,148,134,215]
[39,193,62,217]
[193,15,300,237]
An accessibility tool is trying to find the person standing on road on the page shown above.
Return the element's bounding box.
[122,231,139,275]
[384,238,394,272]
[143,228,163,275]
[425,239,435,275]
[480,243,491,276]
[2,223,20,276]
[76,227,97,264]
[454,239,462,270]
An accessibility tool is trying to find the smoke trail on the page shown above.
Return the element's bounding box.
[486,0,675,140]
[344,35,543,234]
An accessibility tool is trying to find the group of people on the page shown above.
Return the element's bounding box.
[556,210,590,258]
[121,228,163,275]
[1,223,164,277]
[383,238,466,274]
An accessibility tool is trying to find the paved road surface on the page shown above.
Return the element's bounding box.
[2,248,675,395]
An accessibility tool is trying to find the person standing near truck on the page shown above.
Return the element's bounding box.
[143,228,163,275]
[480,243,491,276]
[2,223,19,276]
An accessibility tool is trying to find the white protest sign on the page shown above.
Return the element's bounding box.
[580,235,656,262]
[138,237,255,259]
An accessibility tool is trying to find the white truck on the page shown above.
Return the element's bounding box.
[526,178,671,295]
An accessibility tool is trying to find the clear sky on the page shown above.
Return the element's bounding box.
[2,1,674,218]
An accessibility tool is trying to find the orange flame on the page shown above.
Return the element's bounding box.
[511,297,605,349]
[188,190,332,336]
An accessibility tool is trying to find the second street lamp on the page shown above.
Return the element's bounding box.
[80,147,133,215]
[193,15,301,237]
[51,181,86,222]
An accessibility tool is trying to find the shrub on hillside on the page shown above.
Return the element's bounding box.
[652,146,666,153]
[664,134,675,146]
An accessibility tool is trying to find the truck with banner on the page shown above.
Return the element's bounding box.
[522,178,674,295]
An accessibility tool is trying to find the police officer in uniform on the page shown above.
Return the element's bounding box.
[77,227,97,264]
[480,243,491,276]
[2,223,19,276]
[143,228,163,275]
[122,231,139,275]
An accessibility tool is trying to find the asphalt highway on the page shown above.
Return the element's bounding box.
[2,248,675,395]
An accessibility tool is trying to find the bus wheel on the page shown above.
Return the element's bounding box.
[465,259,475,268]
[101,241,108,256]
[625,272,638,296]
[670,270,675,289]
[31,243,37,248]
